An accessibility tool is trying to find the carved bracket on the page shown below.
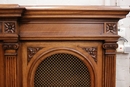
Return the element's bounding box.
[27,47,43,63]
[81,47,97,63]
[104,23,117,34]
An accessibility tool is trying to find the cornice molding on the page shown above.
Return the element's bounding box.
[23,6,130,19]
[0,5,129,18]
[0,4,24,18]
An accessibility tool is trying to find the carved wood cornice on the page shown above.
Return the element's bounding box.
[0,4,24,41]
[23,6,130,19]
[0,5,129,41]
[0,4,24,18]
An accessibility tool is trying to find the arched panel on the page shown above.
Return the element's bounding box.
[34,53,91,86]
[27,48,96,87]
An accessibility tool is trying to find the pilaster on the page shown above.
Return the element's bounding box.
[103,42,118,87]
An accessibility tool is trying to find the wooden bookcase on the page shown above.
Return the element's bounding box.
[0,4,129,87]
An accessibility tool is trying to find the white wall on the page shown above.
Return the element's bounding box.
[0,0,104,5]
[117,0,130,6]
[117,12,130,87]
[116,0,130,87]
[0,0,130,87]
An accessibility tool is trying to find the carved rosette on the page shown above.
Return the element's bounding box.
[27,47,43,63]
[82,47,97,62]
[105,23,117,34]
[4,22,16,33]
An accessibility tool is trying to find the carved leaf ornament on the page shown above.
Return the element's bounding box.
[27,47,43,63]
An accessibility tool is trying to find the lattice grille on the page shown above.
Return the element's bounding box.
[34,53,91,87]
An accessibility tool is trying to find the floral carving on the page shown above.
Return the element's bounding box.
[82,47,97,62]
[27,47,43,63]
[103,43,118,49]
[3,43,19,50]
[4,22,15,33]
[105,23,117,34]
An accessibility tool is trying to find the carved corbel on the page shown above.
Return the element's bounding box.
[3,43,19,87]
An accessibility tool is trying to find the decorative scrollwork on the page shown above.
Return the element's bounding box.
[4,22,15,33]
[27,47,43,63]
[105,23,117,34]
[103,43,118,49]
[3,43,19,50]
[82,47,97,62]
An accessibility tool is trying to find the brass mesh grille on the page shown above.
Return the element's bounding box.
[34,53,91,87]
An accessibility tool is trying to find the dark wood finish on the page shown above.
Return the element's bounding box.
[0,4,129,87]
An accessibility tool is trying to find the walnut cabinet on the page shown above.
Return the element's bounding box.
[0,4,129,87]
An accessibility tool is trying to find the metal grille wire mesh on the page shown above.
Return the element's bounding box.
[34,53,91,87]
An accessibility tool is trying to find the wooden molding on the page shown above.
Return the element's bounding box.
[0,4,24,18]
[23,6,130,19]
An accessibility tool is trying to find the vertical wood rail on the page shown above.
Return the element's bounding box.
[3,43,19,87]
[103,43,118,87]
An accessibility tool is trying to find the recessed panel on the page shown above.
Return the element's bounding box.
[34,53,91,87]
